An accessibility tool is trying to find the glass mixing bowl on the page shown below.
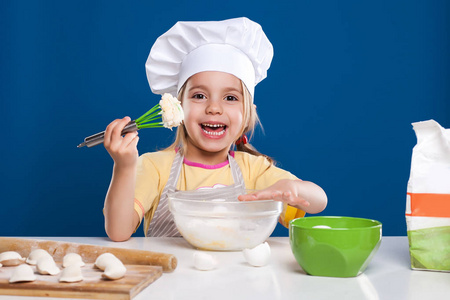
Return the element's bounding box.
[169,193,282,251]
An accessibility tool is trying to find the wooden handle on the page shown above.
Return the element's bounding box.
[0,237,177,272]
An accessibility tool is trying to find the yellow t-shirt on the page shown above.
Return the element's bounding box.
[134,150,305,234]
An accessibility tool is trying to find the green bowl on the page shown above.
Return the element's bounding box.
[289,216,382,277]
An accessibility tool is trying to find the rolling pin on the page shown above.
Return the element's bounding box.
[0,237,177,272]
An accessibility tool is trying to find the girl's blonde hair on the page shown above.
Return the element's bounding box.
[165,80,273,164]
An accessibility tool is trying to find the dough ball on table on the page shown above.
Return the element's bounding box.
[0,251,25,266]
[59,265,84,283]
[9,264,36,283]
[36,257,60,275]
[63,253,85,268]
[26,249,52,265]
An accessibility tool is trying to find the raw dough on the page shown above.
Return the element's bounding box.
[59,265,83,283]
[95,253,126,280]
[26,249,52,265]
[94,253,116,270]
[63,253,85,268]
[9,264,36,283]
[36,257,60,275]
[102,264,126,280]
[0,251,25,266]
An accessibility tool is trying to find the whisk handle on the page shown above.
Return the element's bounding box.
[77,120,138,148]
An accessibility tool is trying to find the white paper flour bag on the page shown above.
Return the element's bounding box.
[406,119,450,271]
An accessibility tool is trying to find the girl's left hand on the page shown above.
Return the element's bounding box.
[238,179,327,214]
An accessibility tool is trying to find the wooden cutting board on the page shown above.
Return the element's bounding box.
[0,263,162,300]
[0,237,177,272]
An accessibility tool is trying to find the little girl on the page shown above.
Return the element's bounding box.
[103,17,327,241]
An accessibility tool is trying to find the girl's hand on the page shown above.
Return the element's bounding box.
[238,179,327,214]
[104,116,139,169]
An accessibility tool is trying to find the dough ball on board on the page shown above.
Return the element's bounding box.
[63,253,85,268]
[26,249,52,265]
[9,264,36,283]
[0,251,25,267]
[36,257,60,275]
[59,265,84,283]
[95,253,126,280]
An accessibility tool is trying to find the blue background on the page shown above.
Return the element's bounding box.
[1,0,449,237]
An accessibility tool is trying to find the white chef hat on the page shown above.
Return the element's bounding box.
[145,17,273,99]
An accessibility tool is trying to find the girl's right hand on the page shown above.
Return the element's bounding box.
[104,116,139,168]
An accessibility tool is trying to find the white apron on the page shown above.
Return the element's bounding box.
[147,151,246,237]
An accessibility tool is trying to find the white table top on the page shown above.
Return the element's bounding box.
[1,236,449,300]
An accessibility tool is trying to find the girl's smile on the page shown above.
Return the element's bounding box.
[182,71,244,163]
[200,122,227,137]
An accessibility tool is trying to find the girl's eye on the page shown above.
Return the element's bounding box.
[225,95,238,101]
[192,94,205,99]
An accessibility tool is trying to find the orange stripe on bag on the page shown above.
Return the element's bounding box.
[407,193,450,218]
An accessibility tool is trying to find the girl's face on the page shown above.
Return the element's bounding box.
[182,71,244,157]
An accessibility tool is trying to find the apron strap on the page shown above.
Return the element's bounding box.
[229,153,245,188]
[147,152,183,237]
